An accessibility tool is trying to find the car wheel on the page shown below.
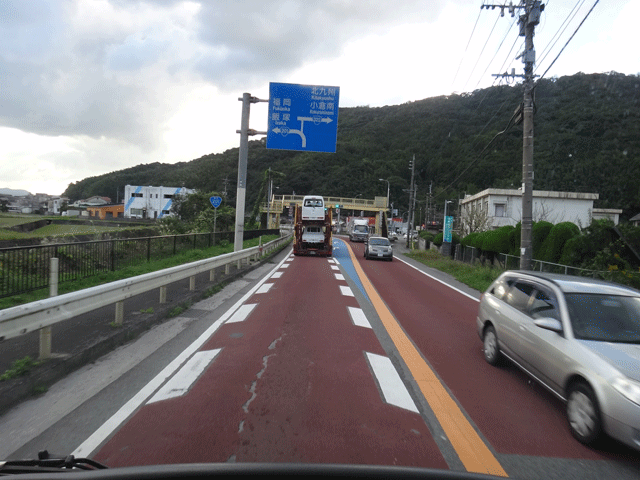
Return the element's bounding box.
[566,381,602,445]
[483,325,501,366]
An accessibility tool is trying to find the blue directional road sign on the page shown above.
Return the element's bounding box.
[444,216,454,243]
[267,82,340,153]
[209,196,222,209]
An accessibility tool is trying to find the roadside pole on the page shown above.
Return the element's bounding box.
[235,93,267,252]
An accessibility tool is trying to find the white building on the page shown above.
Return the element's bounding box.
[592,208,623,225]
[124,185,194,219]
[460,188,600,234]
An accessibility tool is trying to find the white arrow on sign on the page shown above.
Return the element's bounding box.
[271,116,333,148]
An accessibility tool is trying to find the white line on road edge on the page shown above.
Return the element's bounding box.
[366,352,418,413]
[147,349,221,404]
[347,307,371,329]
[395,256,480,302]
[271,271,283,279]
[334,273,345,281]
[72,250,292,458]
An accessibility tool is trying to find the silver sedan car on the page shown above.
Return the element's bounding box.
[477,270,640,450]
[364,236,393,261]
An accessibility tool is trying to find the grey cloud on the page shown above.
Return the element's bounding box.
[193,0,446,89]
[0,0,446,143]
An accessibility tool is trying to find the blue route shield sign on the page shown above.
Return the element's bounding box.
[209,196,222,209]
[266,82,340,153]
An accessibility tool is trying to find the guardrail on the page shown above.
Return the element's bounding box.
[0,229,278,299]
[0,234,292,356]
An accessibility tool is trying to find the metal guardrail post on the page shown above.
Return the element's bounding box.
[210,268,215,281]
[39,258,58,360]
[189,276,196,291]
[159,286,167,304]
[114,301,124,325]
[225,263,230,275]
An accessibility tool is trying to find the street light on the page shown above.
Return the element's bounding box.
[444,200,454,222]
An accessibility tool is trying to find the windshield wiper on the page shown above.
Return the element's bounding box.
[0,450,108,475]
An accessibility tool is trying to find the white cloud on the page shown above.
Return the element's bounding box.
[0,0,637,196]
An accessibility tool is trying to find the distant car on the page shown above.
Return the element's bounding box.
[477,270,640,450]
[388,231,398,242]
[364,236,393,261]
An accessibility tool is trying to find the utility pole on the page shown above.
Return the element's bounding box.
[235,93,267,252]
[406,154,416,248]
[486,0,543,270]
[266,167,272,229]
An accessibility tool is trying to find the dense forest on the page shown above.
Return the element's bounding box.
[63,72,640,220]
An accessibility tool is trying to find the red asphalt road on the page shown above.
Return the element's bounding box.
[93,254,448,468]
[351,241,637,461]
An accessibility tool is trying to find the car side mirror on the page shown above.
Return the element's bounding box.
[533,318,563,333]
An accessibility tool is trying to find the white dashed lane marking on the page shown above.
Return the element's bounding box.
[226,304,257,324]
[256,283,274,294]
[347,306,371,328]
[366,352,419,413]
[340,285,354,297]
[147,349,222,404]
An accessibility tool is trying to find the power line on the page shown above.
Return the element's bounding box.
[535,0,599,83]
[473,15,519,90]
[535,0,585,75]
[452,8,483,86]
[461,13,502,92]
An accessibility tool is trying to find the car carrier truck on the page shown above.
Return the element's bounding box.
[293,195,332,256]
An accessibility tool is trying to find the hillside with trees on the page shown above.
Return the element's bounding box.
[63,72,640,221]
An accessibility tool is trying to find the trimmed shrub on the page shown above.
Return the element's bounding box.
[481,226,514,254]
[532,221,553,259]
[461,232,479,247]
[539,222,580,263]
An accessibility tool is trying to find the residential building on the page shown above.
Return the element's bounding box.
[123,185,194,219]
[592,208,623,225]
[460,188,600,235]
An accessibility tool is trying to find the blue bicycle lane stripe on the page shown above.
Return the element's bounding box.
[332,237,370,302]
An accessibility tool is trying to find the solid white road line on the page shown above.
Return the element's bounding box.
[347,306,371,329]
[147,349,221,404]
[395,256,480,302]
[366,352,419,413]
[72,251,291,458]
[226,303,257,324]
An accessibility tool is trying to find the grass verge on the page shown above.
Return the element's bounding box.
[0,235,280,310]
[405,249,502,293]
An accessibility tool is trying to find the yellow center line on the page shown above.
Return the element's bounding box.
[343,242,508,477]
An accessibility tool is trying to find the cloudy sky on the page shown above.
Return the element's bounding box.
[1,0,637,196]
